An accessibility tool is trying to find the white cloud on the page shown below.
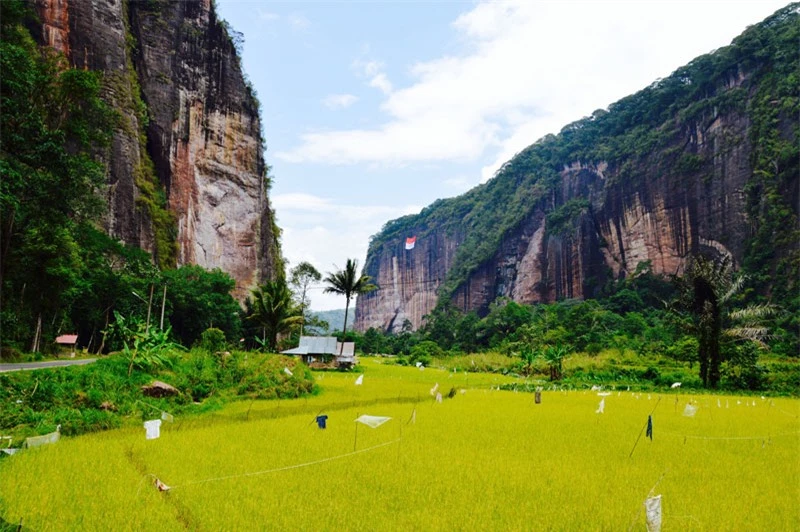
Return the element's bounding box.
[323,93,358,109]
[369,73,393,95]
[277,0,788,177]
[274,193,419,224]
[352,59,383,78]
[352,58,394,95]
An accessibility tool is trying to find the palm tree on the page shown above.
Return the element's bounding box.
[543,344,569,381]
[684,256,775,388]
[247,279,303,352]
[323,259,376,348]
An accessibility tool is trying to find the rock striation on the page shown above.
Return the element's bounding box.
[356,6,799,332]
[31,0,280,299]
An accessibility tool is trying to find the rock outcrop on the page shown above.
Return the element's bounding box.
[356,6,799,332]
[32,0,280,299]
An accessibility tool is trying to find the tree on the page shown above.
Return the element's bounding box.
[683,256,775,388]
[323,259,376,350]
[289,261,321,336]
[1,1,114,351]
[247,279,303,352]
[162,265,241,347]
[543,345,570,381]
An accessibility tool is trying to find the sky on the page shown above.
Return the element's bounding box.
[215,0,789,311]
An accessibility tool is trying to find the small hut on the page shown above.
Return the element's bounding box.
[55,334,78,357]
[282,336,357,368]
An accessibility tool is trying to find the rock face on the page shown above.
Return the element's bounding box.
[355,8,799,332]
[32,0,280,299]
[32,0,155,252]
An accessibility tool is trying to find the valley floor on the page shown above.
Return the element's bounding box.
[1,359,798,530]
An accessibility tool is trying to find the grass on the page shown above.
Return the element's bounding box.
[1,359,798,530]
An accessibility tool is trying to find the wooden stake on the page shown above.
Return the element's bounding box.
[145,283,154,335]
[159,284,167,330]
[354,412,359,451]
[629,397,661,458]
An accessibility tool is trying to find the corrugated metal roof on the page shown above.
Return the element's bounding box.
[281,346,309,355]
[55,334,78,344]
[336,342,355,357]
[284,336,338,355]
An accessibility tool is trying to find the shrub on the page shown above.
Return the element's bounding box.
[198,327,227,353]
[409,341,444,367]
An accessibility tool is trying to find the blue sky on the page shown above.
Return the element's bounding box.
[216,0,789,310]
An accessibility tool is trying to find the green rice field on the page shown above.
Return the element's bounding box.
[1,359,798,530]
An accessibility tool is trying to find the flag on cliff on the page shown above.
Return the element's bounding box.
[405,236,416,250]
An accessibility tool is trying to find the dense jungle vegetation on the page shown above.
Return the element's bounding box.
[347,259,798,394]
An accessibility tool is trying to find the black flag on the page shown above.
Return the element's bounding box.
[646,415,653,440]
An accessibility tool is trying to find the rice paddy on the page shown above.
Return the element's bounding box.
[1,359,798,530]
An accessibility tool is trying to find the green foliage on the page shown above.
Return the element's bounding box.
[104,311,182,375]
[678,255,777,388]
[543,345,570,381]
[0,351,315,440]
[133,159,177,269]
[408,340,443,367]
[246,279,303,352]
[162,265,242,347]
[0,1,117,352]
[354,256,797,392]
[545,199,590,236]
[198,327,227,352]
[359,327,390,354]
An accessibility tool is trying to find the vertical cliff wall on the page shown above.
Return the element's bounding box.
[355,6,799,332]
[33,0,155,252]
[32,0,280,299]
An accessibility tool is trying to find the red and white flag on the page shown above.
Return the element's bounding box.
[405,236,416,250]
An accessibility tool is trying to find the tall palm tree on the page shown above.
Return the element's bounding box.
[247,279,303,352]
[684,255,775,388]
[323,259,376,348]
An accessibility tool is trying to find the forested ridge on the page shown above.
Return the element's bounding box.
[352,5,799,392]
[367,4,799,306]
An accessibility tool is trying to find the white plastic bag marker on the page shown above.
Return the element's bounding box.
[645,495,662,532]
[355,415,391,428]
[144,419,162,440]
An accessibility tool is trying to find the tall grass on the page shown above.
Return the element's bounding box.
[1,360,798,530]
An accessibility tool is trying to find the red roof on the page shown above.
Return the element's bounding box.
[55,334,78,344]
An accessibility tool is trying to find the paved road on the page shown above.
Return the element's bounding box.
[0,358,97,373]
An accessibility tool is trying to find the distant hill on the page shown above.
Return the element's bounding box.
[308,309,349,334]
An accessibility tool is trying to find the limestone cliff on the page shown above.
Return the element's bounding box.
[32,0,280,299]
[356,5,799,332]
